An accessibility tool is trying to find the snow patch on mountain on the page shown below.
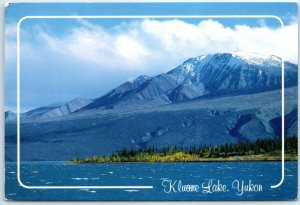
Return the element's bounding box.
[39,98,92,119]
[232,52,282,67]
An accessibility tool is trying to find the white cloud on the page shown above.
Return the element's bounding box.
[7,18,299,74]
[5,23,41,65]
[5,23,17,63]
[33,19,297,74]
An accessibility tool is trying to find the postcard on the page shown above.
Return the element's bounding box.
[4,2,298,201]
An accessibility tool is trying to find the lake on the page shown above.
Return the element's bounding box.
[5,161,297,201]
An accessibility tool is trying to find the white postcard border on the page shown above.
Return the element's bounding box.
[16,15,285,190]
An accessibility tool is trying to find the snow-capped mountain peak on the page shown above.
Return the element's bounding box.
[232,52,282,66]
[22,53,297,116]
[81,52,297,111]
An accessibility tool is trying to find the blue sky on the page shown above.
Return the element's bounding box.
[5,3,298,112]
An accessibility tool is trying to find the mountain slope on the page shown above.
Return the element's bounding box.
[82,53,297,110]
[23,98,92,120]
[4,52,298,161]
[5,111,16,122]
[5,86,297,161]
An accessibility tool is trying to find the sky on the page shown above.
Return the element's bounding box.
[5,3,298,112]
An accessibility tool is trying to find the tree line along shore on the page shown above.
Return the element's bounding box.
[71,136,297,163]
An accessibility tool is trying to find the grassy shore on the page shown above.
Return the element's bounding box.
[71,152,297,164]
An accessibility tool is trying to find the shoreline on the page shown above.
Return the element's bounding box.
[71,136,298,164]
[70,154,298,164]
[5,158,298,164]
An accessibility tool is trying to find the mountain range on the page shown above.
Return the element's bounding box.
[5,53,298,161]
[82,53,296,110]
[6,98,92,122]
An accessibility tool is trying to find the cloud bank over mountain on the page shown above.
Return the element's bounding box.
[5,18,298,111]
[37,18,298,72]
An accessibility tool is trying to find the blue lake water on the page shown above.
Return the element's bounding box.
[5,161,297,201]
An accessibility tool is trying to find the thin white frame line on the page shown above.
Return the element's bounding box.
[16,15,285,190]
